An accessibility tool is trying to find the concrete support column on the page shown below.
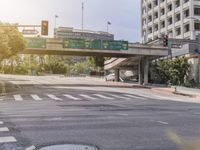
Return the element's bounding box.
[115,69,120,82]
[143,57,149,85]
[138,58,143,85]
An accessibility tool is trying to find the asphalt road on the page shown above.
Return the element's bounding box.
[0,75,200,150]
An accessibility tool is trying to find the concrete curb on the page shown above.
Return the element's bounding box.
[105,81,151,89]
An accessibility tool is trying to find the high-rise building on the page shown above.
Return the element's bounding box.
[141,0,200,43]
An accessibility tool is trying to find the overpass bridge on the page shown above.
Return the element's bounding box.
[22,37,169,85]
[22,38,168,57]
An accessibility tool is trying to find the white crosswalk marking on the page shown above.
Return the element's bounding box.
[14,95,23,101]
[109,94,131,100]
[0,121,3,125]
[123,94,147,100]
[0,127,9,132]
[80,94,97,100]
[31,95,43,101]
[94,94,114,100]
[63,94,81,100]
[0,136,17,143]
[46,94,62,101]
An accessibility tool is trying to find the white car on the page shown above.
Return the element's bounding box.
[105,73,123,82]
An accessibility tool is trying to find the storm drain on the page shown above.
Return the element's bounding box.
[38,144,98,150]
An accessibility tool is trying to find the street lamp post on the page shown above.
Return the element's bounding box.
[55,15,59,29]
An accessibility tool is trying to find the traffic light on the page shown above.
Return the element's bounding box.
[163,35,168,47]
[41,20,49,36]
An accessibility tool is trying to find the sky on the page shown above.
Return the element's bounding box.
[0,0,141,42]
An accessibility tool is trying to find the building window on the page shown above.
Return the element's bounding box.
[167,17,173,25]
[148,3,152,11]
[194,22,200,30]
[161,8,165,16]
[175,13,181,22]
[168,30,173,37]
[154,12,158,19]
[153,0,158,6]
[148,27,153,33]
[184,9,190,18]
[176,27,181,36]
[184,24,190,33]
[194,7,200,16]
[160,0,165,3]
[148,15,152,22]
[167,3,172,12]
[154,24,158,31]
[161,20,165,28]
[175,0,180,8]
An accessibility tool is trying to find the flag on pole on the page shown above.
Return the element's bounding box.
[55,15,59,18]
[107,21,111,25]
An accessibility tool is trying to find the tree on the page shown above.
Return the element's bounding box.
[0,23,26,61]
[87,56,105,68]
[152,57,191,86]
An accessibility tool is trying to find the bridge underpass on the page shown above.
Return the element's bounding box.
[104,56,160,85]
[21,38,169,85]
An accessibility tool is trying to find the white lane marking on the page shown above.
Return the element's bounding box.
[46,94,62,101]
[118,113,129,116]
[0,127,9,132]
[93,94,114,100]
[44,117,62,121]
[14,95,23,101]
[0,121,3,125]
[109,94,131,100]
[63,94,81,100]
[79,94,97,100]
[31,95,43,101]
[26,145,36,150]
[156,121,169,125]
[0,136,17,143]
[123,94,147,100]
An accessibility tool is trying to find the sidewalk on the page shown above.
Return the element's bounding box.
[106,81,200,98]
[0,79,20,96]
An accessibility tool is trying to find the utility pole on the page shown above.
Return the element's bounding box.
[82,1,84,30]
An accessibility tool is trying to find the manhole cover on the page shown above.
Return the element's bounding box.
[38,144,98,150]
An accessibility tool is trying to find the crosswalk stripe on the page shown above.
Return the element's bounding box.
[14,95,23,101]
[123,94,147,100]
[80,94,97,100]
[93,94,114,100]
[63,94,81,100]
[109,94,131,100]
[0,121,3,125]
[31,95,43,101]
[0,136,17,143]
[0,127,9,132]
[46,94,62,101]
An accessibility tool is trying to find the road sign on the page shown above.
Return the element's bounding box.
[26,38,46,48]
[63,39,128,50]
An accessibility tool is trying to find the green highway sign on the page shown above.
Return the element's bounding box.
[63,39,128,50]
[26,38,46,49]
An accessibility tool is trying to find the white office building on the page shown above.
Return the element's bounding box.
[141,0,200,43]
[54,27,114,41]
